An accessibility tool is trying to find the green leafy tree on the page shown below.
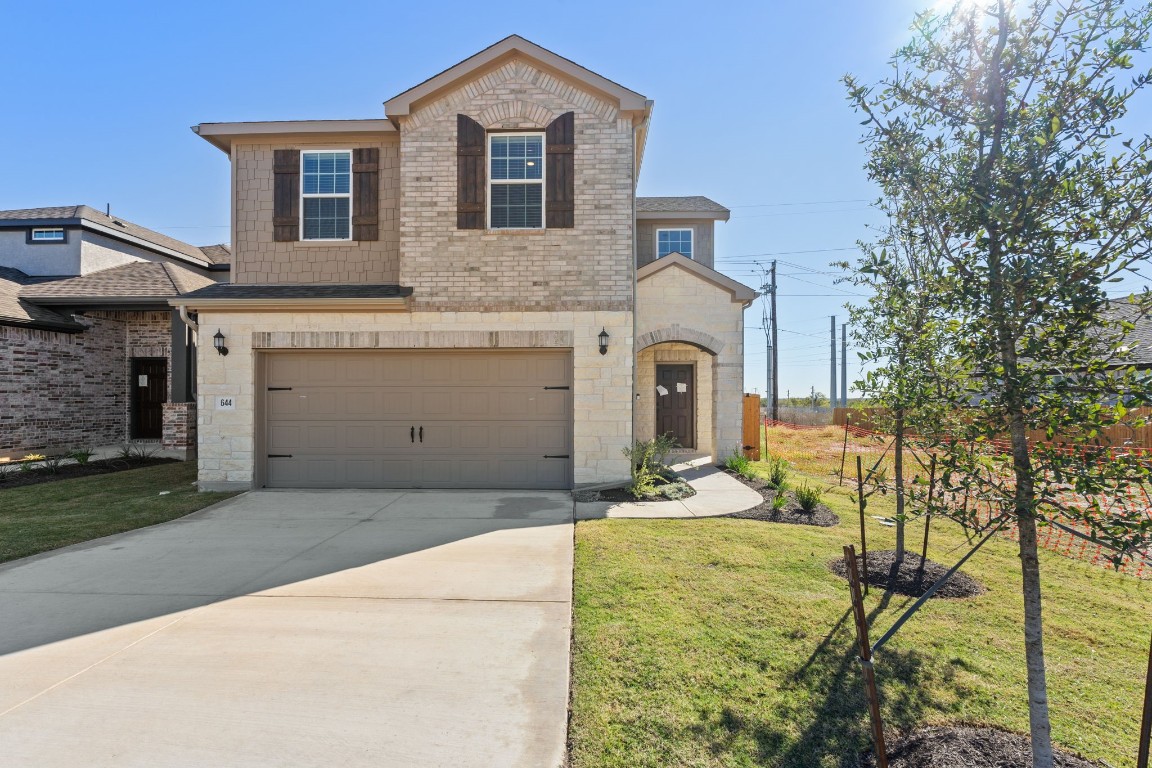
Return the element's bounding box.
[845,2,1152,764]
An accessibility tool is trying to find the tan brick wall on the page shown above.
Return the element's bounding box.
[194,309,633,490]
[232,137,400,285]
[397,58,635,312]
[636,264,746,457]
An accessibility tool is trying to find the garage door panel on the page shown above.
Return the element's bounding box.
[264,351,572,489]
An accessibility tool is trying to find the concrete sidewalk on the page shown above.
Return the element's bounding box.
[574,462,762,520]
[0,490,573,768]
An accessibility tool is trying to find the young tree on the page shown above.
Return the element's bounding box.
[845,2,1152,765]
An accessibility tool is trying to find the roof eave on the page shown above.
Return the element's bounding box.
[0,316,85,333]
[636,210,730,222]
[169,296,412,312]
[192,120,397,154]
[637,253,758,304]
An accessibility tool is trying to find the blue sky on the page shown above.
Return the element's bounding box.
[1,0,1148,399]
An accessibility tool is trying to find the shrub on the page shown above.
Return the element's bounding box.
[724,450,754,479]
[117,444,159,461]
[771,490,789,511]
[763,456,790,490]
[69,448,96,465]
[658,480,695,501]
[40,455,66,474]
[795,484,824,512]
[622,434,678,500]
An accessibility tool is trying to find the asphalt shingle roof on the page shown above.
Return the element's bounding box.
[0,206,225,268]
[635,196,729,214]
[1101,301,1152,366]
[197,244,231,265]
[179,283,413,300]
[0,267,83,331]
[19,262,216,302]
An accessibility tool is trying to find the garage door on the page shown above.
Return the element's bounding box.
[262,350,573,489]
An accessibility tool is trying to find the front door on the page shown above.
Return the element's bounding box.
[655,364,694,449]
[132,359,167,439]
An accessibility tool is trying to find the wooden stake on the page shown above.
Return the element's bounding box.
[844,545,888,768]
[856,455,869,593]
[1139,631,1152,768]
[921,454,937,563]
[839,414,851,486]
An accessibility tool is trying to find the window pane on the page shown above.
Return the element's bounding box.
[658,230,693,259]
[491,183,542,228]
[302,151,351,202]
[303,197,350,239]
[490,135,543,180]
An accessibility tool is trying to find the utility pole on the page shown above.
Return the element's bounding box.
[760,263,775,421]
[770,261,779,421]
[841,322,848,408]
[830,316,838,408]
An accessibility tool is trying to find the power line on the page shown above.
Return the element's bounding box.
[731,206,874,220]
[729,198,872,208]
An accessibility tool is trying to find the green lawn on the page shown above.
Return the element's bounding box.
[570,462,1152,767]
[0,462,238,564]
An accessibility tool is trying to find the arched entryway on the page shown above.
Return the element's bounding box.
[635,326,723,457]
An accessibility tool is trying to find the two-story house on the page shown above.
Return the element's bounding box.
[175,35,756,491]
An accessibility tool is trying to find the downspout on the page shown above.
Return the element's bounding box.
[177,303,199,335]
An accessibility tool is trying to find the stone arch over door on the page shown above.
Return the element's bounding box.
[635,324,725,356]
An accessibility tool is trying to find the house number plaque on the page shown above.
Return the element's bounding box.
[216,397,236,411]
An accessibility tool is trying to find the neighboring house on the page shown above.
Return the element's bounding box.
[175,35,756,491]
[0,206,229,458]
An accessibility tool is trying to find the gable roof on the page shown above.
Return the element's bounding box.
[384,35,650,121]
[0,267,83,331]
[636,253,758,304]
[0,206,225,270]
[636,196,730,221]
[20,262,216,305]
[197,243,232,265]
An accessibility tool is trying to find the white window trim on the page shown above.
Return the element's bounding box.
[30,227,66,243]
[487,132,546,230]
[656,227,694,260]
[300,149,353,242]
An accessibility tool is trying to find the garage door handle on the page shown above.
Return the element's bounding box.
[543,386,570,390]
[268,454,293,458]
[544,455,570,459]
[410,426,415,443]
[419,426,423,442]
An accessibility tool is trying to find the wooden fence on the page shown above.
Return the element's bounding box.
[833,407,1152,452]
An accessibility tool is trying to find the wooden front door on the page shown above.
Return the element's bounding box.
[655,364,695,449]
[132,359,167,439]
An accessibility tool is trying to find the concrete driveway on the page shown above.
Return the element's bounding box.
[0,490,573,768]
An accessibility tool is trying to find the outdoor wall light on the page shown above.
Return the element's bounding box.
[598,328,610,356]
[213,330,229,356]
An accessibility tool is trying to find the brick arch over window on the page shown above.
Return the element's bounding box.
[636,325,724,356]
[476,100,557,130]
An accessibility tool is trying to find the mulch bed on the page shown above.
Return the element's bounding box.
[829,549,986,599]
[574,474,696,503]
[0,457,178,490]
[721,472,841,527]
[865,725,1102,767]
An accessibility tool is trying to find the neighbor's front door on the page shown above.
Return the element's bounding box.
[132,359,167,439]
[655,364,694,449]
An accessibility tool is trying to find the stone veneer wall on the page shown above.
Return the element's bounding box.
[0,311,171,456]
[636,342,714,456]
[231,137,401,285]
[635,264,747,457]
[397,58,635,312]
[194,310,633,491]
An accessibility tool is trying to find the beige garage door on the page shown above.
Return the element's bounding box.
[262,350,573,489]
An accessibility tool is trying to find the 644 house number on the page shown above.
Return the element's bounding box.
[217,397,236,411]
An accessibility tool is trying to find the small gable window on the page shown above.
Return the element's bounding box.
[29,227,66,243]
[301,151,352,240]
[657,229,693,259]
[489,133,543,229]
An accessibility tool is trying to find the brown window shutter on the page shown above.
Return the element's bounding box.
[457,114,486,229]
[546,112,575,228]
[272,149,300,242]
[352,148,380,241]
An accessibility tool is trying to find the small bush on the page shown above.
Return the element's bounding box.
[795,484,824,512]
[658,480,695,501]
[69,448,96,465]
[22,454,46,462]
[41,455,66,474]
[118,444,159,461]
[724,450,755,480]
[622,434,678,500]
[772,491,789,511]
[763,456,790,490]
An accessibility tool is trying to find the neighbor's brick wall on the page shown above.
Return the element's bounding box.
[636,264,747,457]
[194,309,633,490]
[162,402,196,453]
[397,58,635,312]
[232,137,401,285]
[0,311,171,456]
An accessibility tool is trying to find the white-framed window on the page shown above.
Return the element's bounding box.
[657,228,693,259]
[489,133,544,229]
[30,227,66,243]
[301,150,352,240]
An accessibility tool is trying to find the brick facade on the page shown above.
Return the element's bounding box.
[161,402,197,457]
[0,311,172,457]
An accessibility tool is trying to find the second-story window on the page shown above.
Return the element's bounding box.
[657,229,693,259]
[489,133,543,229]
[301,151,351,240]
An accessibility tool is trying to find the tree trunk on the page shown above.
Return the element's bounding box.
[894,409,906,565]
[1011,414,1054,768]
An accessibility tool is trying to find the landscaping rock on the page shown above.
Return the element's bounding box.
[829,549,986,599]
